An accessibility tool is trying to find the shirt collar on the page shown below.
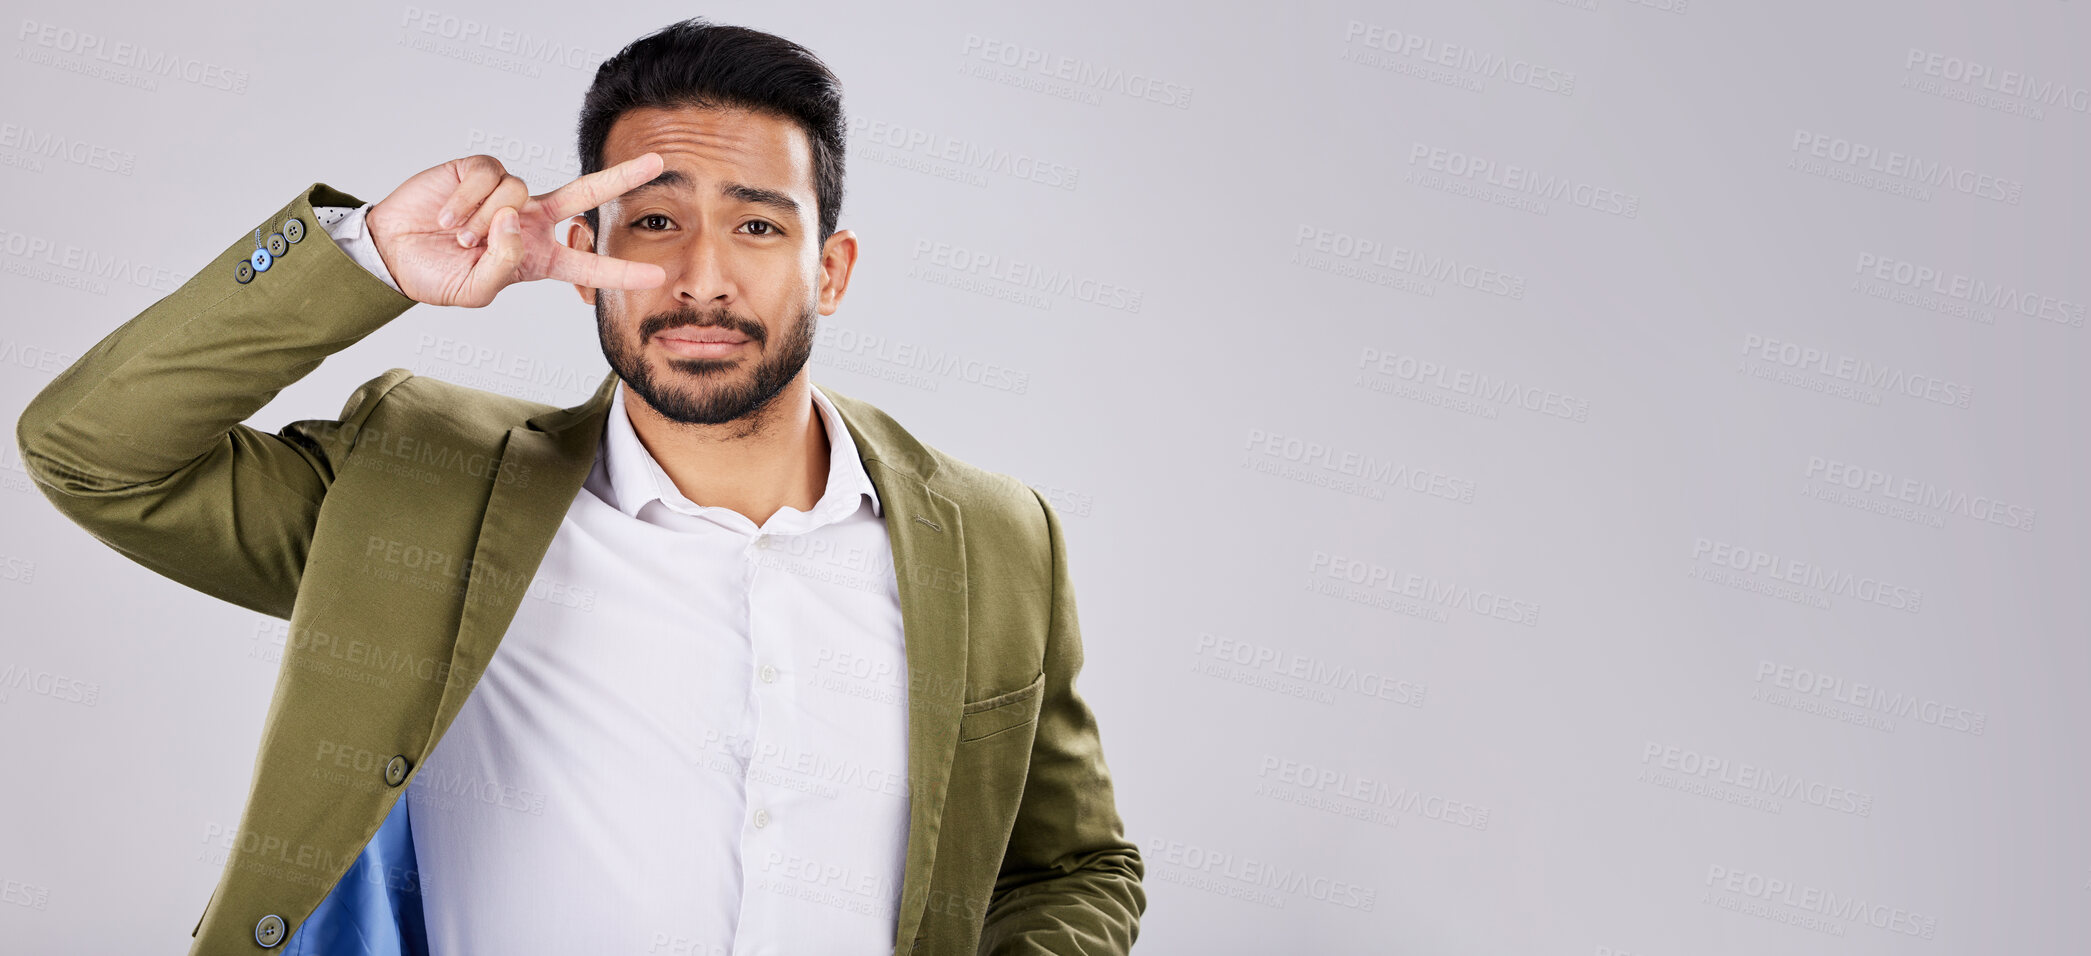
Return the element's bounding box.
[598,381,882,530]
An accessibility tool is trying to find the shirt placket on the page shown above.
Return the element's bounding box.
[732,527,793,956]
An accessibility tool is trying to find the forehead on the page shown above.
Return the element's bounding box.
[602,105,813,203]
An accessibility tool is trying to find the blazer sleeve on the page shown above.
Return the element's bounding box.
[977,489,1147,954]
[12,183,419,620]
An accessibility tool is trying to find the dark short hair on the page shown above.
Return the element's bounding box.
[576,18,846,246]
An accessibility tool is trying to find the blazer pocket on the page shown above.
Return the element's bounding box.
[957,670,1045,742]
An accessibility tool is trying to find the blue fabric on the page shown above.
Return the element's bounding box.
[283,797,428,955]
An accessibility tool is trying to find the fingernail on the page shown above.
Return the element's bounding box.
[438,210,456,228]
[502,214,521,235]
[457,230,475,247]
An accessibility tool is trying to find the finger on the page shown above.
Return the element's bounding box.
[461,206,529,306]
[536,151,665,223]
[435,156,506,230]
[458,174,531,248]
[542,242,666,292]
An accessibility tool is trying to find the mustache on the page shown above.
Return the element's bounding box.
[639,306,766,345]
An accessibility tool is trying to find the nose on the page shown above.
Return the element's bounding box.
[667,221,736,308]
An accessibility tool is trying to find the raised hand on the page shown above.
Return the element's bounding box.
[364,152,669,308]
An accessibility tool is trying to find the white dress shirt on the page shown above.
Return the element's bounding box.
[316,204,913,956]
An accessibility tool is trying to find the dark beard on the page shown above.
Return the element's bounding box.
[597,295,818,427]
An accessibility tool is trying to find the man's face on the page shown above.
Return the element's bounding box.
[572,105,850,426]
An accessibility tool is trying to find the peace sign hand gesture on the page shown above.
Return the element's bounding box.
[364,151,668,308]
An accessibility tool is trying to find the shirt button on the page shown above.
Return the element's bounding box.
[753,809,770,828]
[384,755,410,787]
[759,664,777,683]
[755,535,771,550]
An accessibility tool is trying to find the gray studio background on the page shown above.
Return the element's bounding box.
[3,1,2086,953]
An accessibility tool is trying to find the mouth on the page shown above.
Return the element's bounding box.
[654,328,752,359]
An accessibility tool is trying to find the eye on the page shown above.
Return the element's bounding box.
[632,213,672,231]
[740,220,778,236]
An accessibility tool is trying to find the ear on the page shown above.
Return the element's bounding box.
[816,227,860,317]
[565,216,597,306]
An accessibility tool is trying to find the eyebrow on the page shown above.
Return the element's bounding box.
[623,167,802,220]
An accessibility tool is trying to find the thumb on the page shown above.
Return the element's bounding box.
[462,205,527,306]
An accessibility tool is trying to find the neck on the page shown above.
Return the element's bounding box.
[619,375,831,527]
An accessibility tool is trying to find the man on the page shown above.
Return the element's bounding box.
[14,17,1142,956]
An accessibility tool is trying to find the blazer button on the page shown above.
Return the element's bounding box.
[283,217,305,243]
[384,755,410,787]
[233,259,255,284]
[265,232,289,258]
[254,914,286,947]
[249,247,273,273]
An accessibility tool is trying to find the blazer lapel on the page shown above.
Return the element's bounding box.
[854,459,969,954]
[424,371,618,749]
[415,373,970,956]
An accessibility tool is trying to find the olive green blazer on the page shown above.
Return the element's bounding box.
[13,183,1143,955]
